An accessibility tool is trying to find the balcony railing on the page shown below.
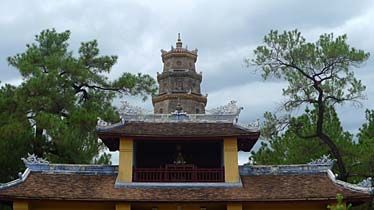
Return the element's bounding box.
[133,164,224,182]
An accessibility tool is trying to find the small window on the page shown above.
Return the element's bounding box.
[159,108,163,114]
[196,108,200,114]
[176,79,183,90]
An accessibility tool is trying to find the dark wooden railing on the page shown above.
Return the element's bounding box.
[133,164,224,182]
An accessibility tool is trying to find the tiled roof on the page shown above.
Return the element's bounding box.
[97,122,258,137]
[0,171,370,202]
[97,122,260,151]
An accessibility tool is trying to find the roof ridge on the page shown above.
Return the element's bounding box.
[327,170,373,194]
[24,163,118,175]
[239,164,333,176]
[0,168,30,190]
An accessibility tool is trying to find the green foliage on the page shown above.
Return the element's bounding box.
[352,109,374,181]
[0,84,32,182]
[0,202,12,210]
[93,152,112,165]
[250,29,369,111]
[252,107,355,167]
[249,29,369,180]
[327,194,352,210]
[0,29,157,182]
[252,106,374,185]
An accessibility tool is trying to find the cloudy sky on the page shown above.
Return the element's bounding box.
[1,0,374,164]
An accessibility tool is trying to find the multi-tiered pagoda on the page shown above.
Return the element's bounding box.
[153,33,207,114]
[0,35,372,210]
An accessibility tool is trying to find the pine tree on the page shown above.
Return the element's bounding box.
[0,29,157,182]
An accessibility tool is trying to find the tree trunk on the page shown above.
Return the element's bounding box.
[33,126,44,157]
[319,133,348,181]
[315,85,348,181]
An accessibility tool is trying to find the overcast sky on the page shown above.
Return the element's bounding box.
[1,0,374,164]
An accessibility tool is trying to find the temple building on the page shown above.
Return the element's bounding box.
[0,35,373,210]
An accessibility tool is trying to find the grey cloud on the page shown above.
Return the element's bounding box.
[155,0,373,51]
[0,0,373,136]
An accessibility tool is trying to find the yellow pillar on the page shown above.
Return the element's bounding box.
[13,201,29,210]
[227,203,242,210]
[224,137,239,182]
[116,203,131,210]
[118,137,133,183]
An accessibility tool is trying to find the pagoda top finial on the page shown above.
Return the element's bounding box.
[176,33,182,48]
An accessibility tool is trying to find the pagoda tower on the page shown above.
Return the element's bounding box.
[152,33,207,114]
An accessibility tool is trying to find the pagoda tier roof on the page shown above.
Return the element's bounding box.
[96,100,260,151]
[0,164,372,203]
[97,122,260,151]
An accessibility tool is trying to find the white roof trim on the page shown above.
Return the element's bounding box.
[327,170,373,194]
[0,168,30,190]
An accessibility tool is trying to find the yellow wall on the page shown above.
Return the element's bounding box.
[116,203,131,210]
[13,201,29,210]
[223,137,239,182]
[227,203,242,210]
[118,137,134,183]
[131,204,225,210]
[16,201,114,210]
[244,202,330,210]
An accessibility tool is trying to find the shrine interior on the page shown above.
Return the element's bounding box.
[134,140,223,168]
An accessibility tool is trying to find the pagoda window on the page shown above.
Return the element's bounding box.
[176,79,183,90]
[162,81,167,92]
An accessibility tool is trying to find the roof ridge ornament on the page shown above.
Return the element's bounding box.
[327,170,373,194]
[248,119,260,128]
[21,153,49,165]
[97,117,111,127]
[308,154,336,165]
[119,100,150,115]
[110,101,256,125]
[170,99,189,121]
[357,177,372,188]
[206,100,243,115]
[236,119,260,131]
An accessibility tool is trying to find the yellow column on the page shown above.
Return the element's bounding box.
[224,137,239,182]
[118,137,133,183]
[116,203,131,210]
[13,201,29,210]
[227,203,242,210]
